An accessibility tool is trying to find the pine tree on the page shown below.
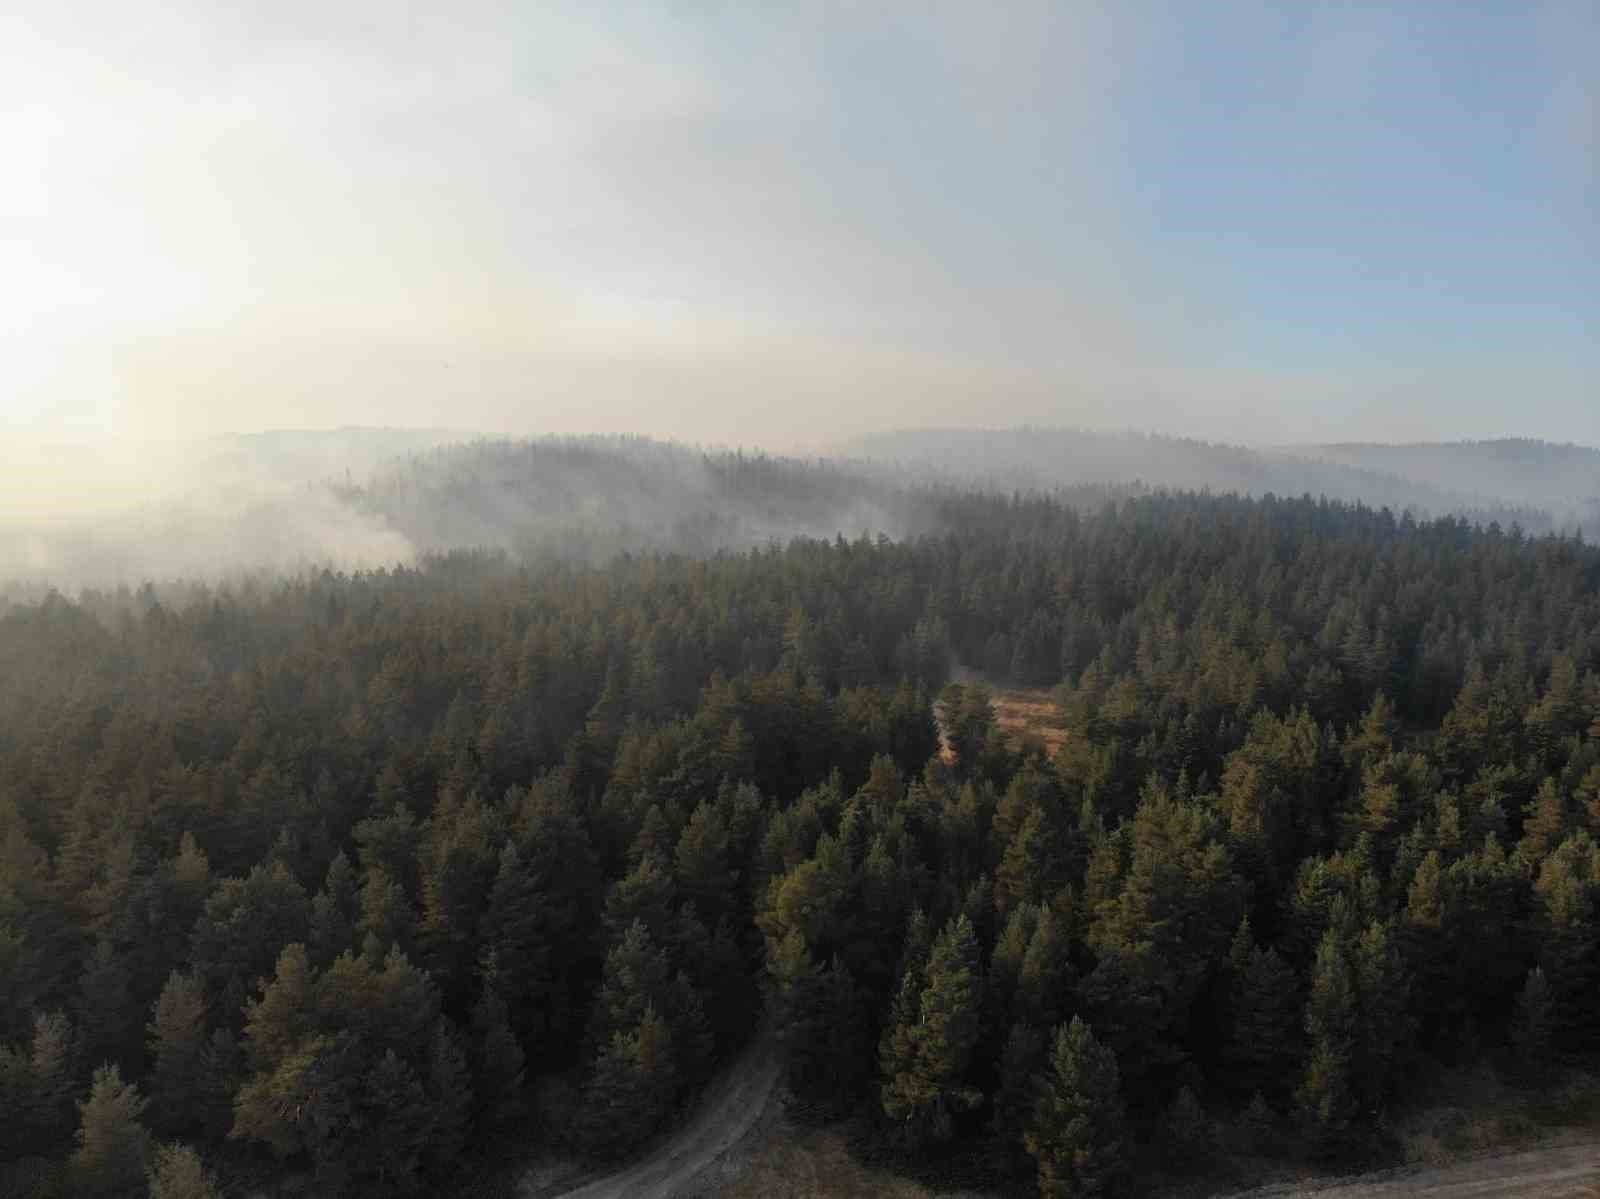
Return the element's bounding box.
[426,1018,474,1173]
[1298,929,1357,1146]
[1241,1091,1276,1152]
[1017,905,1073,1030]
[190,861,312,1018]
[197,1028,241,1140]
[1520,778,1569,863]
[1024,1017,1129,1199]
[878,964,924,1123]
[990,1023,1046,1173]
[479,842,551,1048]
[350,1048,432,1194]
[880,914,984,1143]
[1511,966,1553,1068]
[69,1064,150,1198]
[997,807,1061,916]
[25,1009,76,1151]
[816,957,871,1112]
[1223,944,1301,1099]
[578,1004,677,1159]
[1162,1085,1208,1169]
[1351,920,1410,1108]
[239,942,314,1073]
[471,976,526,1123]
[674,800,735,924]
[147,971,209,1137]
[230,944,319,1158]
[1534,832,1600,1050]
[356,863,416,960]
[77,938,134,1069]
[146,1143,222,1199]
[308,850,359,968]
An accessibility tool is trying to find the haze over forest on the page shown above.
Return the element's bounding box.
[5,427,1600,591]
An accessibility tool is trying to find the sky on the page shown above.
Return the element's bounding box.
[1,0,1595,452]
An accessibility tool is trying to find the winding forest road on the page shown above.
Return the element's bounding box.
[1234,1139,1600,1197]
[523,1028,1596,1199]
[532,1033,782,1199]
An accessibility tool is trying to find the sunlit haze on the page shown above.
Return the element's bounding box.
[2,1,1596,450]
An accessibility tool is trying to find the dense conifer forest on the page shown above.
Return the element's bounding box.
[5,472,1600,1196]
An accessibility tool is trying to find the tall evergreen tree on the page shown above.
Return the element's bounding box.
[880,914,984,1143]
[1511,966,1553,1069]
[146,1143,223,1199]
[470,975,526,1124]
[1224,942,1302,1099]
[147,971,209,1138]
[426,1019,474,1173]
[1024,1018,1129,1199]
[1298,929,1358,1145]
[69,1064,150,1199]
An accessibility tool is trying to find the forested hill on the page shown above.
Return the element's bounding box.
[0,434,965,591]
[10,429,1593,592]
[841,427,1588,534]
[329,435,944,563]
[1300,439,1600,529]
[5,487,1600,1196]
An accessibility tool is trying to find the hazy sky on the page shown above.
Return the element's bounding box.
[2,1,1595,451]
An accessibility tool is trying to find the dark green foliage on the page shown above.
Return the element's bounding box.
[146,971,209,1138]
[1223,943,1302,1100]
[938,684,993,775]
[770,935,870,1118]
[577,1004,677,1159]
[309,851,360,970]
[1241,1090,1277,1151]
[1161,1085,1209,1169]
[76,940,135,1070]
[990,1023,1046,1172]
[230,942,464,1191]
[425,1020,473,1171]
[879,913,986,1145]
[69,1064,150,1199]
[1511,967,1553,1069]
[1025,1017,1129,1199]
[0,1010,77,1161]
[4,481,1600,1191]
[146,1143,222,1199]
[1298,930,1358,1143]
[1533,832,1600,1050]
[469,977,525,1124]
[191,862,312,1021]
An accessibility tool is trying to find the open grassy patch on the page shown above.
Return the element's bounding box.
[1393,1061,1600,1168]
[718,1127,944,1199]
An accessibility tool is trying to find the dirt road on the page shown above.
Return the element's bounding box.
[532,1034,782,1199]
[1235,1140,1600,1197]
[524,1031,1593,1199]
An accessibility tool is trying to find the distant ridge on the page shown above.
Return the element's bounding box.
[839,426,1595,534]
[7,425,1596,591]
[1291,439,1600,523]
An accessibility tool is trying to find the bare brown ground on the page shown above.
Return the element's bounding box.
[990,689,1070,758]
[938,679,1069,765]
[1231,1139,1600,1197]
[528,1034,781,1199]
[715,1127,945,1199]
